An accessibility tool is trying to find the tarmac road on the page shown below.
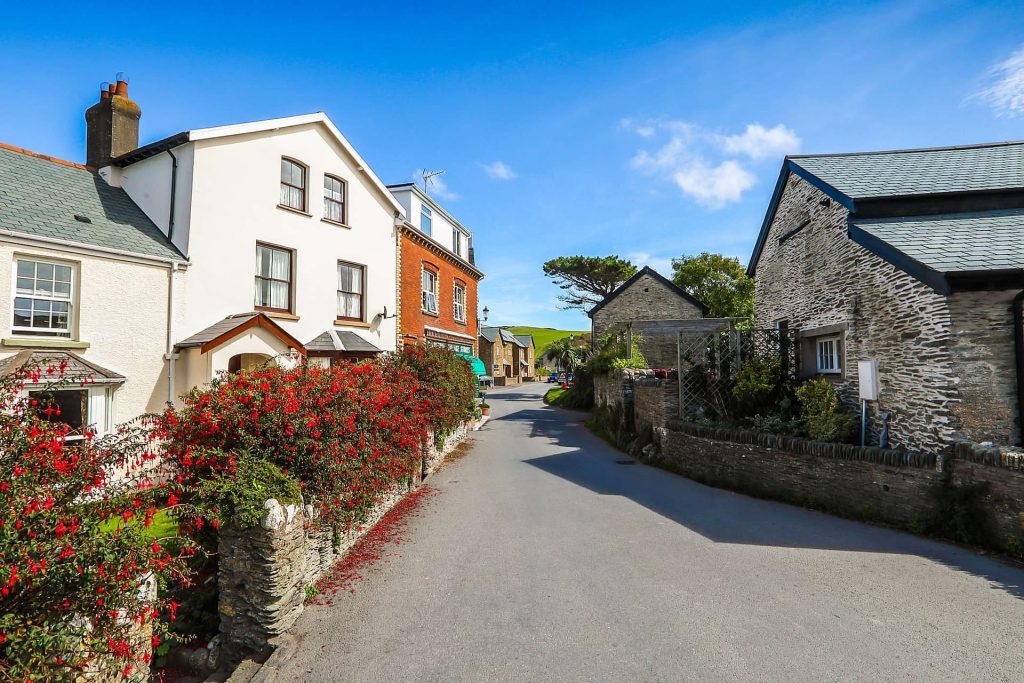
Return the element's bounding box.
[266,381,1024,682]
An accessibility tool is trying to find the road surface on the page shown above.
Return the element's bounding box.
[267,382,1024,682]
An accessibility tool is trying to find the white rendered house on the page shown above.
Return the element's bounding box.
[97,85,403,392]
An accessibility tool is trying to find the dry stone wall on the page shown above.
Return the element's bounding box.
[215,420,474,666]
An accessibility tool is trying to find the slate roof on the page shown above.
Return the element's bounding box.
[790,141,1024,199]
[479,327,527,347]
[306,329,383,353]
[850,209,1024,273]
[176,313,306,353]
[0,350,125,385]
[0,144,183,261]
[513,334,534,349]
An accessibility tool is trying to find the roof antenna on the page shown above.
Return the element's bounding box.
[420,168,446,193]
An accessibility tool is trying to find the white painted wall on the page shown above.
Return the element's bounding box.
[0,242,179,431]
[388,185,471,259]
[182,122,399,355]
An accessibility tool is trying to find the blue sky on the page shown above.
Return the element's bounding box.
[2,1,1023,330]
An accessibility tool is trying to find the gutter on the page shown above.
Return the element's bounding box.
[165,261,181,406]
[167,149,178,243]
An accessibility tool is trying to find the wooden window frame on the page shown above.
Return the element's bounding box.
[254,242,295,314]
[279,157,308,213]
[323,174,347,225]
[336,260,366,322]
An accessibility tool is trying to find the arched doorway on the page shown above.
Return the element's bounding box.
[227,352,272,374]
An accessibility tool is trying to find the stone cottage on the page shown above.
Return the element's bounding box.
[587,266,708,367]
[479,326,529,385]
[748,140,1024,454]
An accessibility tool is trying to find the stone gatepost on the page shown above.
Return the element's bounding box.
[217,499,310,664]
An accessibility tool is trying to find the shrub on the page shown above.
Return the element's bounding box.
[192,451,302,529]
[382,345,478,437]
[156,360,429,534]
[748,413,806,437]
[0,368,195,681]
[795,378,857,443]
[588,332,646,374]
[732,356,786,418]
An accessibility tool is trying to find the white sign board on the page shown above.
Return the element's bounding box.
[858,359,879,401]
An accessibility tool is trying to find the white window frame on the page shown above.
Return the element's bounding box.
[12,258,75,338]
[421,205,433,236]
[816,336,841,374]
[453,282,466,323]
[452,228,463,257]
[421,267,439,314]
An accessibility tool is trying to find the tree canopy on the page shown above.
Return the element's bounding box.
[542,255,637,311]
[671,252,754,319]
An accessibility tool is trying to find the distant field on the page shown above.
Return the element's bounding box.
[507,326,588,353]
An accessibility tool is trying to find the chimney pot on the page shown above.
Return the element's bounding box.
[100,82,111,100]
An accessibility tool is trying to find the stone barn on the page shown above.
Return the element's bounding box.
[587,266,708,367]
[748,140,1024,455]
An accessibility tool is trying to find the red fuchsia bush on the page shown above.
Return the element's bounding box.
[156,360,433,535]
[0,366,196,681]
[381,345,479,441]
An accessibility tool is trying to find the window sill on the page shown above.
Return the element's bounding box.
[421,310,439,318]
[335,319,370,328]
[277,204,312,218]
[322,218,351,229]
[260,311,300,321]
[3,337,90,350]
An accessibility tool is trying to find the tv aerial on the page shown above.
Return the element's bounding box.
[420,168,447,193]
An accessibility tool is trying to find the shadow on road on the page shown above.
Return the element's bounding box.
[495,403,1024,601]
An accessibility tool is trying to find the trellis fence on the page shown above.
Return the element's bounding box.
[676,327,801,422]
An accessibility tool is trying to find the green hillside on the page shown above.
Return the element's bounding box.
[506,326,588,353]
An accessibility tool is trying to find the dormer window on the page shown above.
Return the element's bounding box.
[280,158,307,212]
[421,205,433,236]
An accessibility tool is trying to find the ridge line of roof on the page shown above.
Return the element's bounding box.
[787,139,1024,160]
[0,142,94,171]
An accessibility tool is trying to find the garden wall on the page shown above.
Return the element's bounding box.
[213,419,474,667]
[593,370,1024,553]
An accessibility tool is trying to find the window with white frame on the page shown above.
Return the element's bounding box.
[816,336,841,374]
[421,267,438,314]
[337,261,364,321]
[452,228,463,257]
[13,259,73,337]
[421,205,433,236]
[453,282,466,322]
[324,175,346,223]
[279,158,307,211]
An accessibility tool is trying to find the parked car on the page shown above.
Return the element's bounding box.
[548,372,559,383]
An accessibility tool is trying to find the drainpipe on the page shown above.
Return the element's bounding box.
[167,149,178,243]
[1013,290,1024,446]
[165,262,180,406]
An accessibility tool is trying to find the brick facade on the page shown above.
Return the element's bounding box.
[753,174,1020,454]
[398,225,481,355]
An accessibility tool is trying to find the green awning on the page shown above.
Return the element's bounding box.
[458,353,487,376]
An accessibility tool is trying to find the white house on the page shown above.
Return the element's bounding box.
[94,78,403,389]
[0,140,186,437]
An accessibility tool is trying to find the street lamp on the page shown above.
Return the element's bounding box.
[482,306,489,322]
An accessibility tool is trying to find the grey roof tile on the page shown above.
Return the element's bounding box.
[0,146,182,261]
[791,142,1024,199]
[851,208,1024,273]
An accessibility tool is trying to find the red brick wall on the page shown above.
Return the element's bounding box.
[399,231,480,354]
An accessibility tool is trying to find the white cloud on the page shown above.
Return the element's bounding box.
[620,118,657,137]
[624,119,796,208]
[976,45,1024,117]
[721,123,801,160]
[481,161,518,180]
[624,251,674,275]
[413,170,459,201]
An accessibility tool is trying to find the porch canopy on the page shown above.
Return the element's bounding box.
[176,312,306,380]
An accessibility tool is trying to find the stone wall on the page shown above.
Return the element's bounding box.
[752,174,1021,454]
[592,272,703,357]
[215,420,474,666]
[633,376,677,434]
[947,290,1020,445]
